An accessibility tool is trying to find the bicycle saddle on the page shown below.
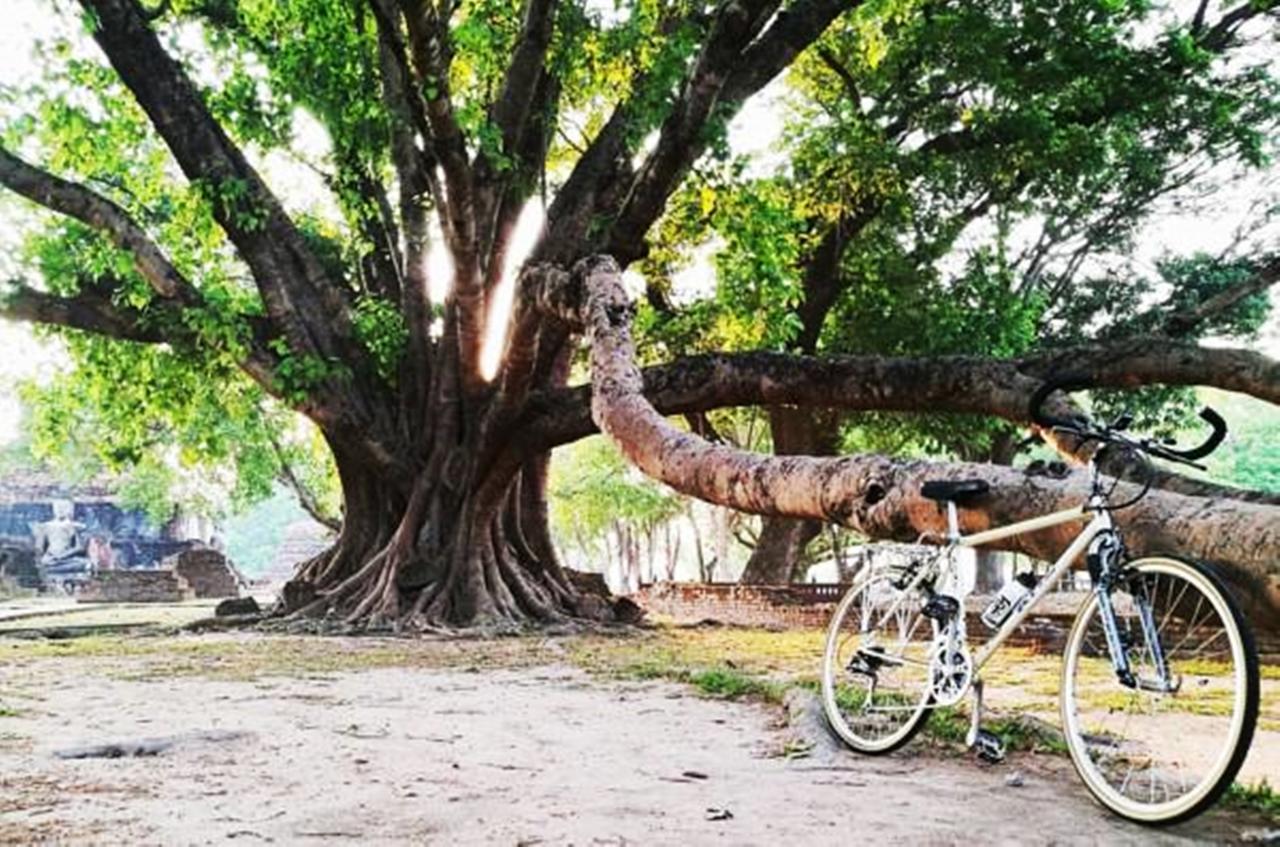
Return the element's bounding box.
[919,479,990,504]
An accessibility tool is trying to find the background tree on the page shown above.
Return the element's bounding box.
[549,435,684,590]
[637,0,1280,582]
[1,0,1277,628]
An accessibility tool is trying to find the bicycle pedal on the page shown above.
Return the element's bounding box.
[972,729,1005,764]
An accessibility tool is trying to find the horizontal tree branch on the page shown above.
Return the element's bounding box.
[0,147,198,304]
[0,280,170,343]
[551,255,1280,626]
[525,337,1279,448]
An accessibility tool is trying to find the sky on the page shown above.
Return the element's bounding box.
[0,0,1277,446]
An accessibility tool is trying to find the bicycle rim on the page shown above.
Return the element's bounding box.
[1061,557,1259,824]
[822,569,934,754]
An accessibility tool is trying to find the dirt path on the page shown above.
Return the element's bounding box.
[1,648,1271,845]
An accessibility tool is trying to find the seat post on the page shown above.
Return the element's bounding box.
[946,501,960,541]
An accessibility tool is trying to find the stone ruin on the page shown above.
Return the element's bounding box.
[0,469,241,602]
[164,548,242,599]
[78,569,196,603]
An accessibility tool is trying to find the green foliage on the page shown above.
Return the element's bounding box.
[1199,389,1280,494]
[549,435,684,556]
[2,0,1277,548]
[641,0,1278,465]
[1223,779,1280,820]
[0,0,743,530]
[18,343,338,524]
[352,295,409,384]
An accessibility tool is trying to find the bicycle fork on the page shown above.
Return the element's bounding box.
[1090,535,1180,694]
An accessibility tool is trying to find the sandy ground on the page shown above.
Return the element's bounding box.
[1,643,1275,846]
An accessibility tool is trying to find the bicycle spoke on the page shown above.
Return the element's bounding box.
[823,569,936,753]
[1063,559,1255,823]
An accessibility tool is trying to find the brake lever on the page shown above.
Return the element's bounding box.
[1142,441,1207,471]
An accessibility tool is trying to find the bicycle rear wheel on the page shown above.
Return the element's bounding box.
[1061,556,1259,824]
[821,566,936,754]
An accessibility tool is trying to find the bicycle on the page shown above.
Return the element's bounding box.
[819,378,1260,825]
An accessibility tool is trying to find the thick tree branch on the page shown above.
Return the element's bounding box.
[78,0,354,363]
[0,147,198,304]
[547,255,1279,623]
[525,337,1280,448]
[1,277,301,422]
[371,0,437,436]
[1019,337,1280,404]
[395,0,486,391]
[0,280,170,343]
[488,0,559,166]
[606,0,858,262]
[398,0,476,259]
[1162,255,1280,336]
[721,0,860,104]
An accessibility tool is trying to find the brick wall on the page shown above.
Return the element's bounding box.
[166,549,240,599]
[633,582,1074,652]
[79,570,195,603]
[633,582,847,629]
[631,582,1279,662]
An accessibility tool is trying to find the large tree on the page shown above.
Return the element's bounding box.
[1,0,1278,628]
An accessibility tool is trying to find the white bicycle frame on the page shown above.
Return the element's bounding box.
[944,499,1114,672]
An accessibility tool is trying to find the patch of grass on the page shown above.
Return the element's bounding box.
[687,667,785,701]
[568,626,825,682]
[924,708,1068,754]
[0,705,24,718]
[1223,780,1280,821]
[588,654,786,703]
[6,620,1266,764]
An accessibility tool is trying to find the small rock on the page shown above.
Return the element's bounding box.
[682,770,709,780]
[55,730,248,760]
[215,596,261,617]
[1240,829,1280,845]
[705,808,733,821]
[1004,771,1025,788]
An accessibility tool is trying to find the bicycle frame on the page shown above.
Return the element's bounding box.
[948,501,1115,673]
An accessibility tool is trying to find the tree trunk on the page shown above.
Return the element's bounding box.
[279,428,627,629]
[740,518,824,584]
[742,406,839,580]
[740,406,840,583]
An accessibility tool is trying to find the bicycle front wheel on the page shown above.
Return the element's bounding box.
[1061,556,1259,824]
[821,566,935,754]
